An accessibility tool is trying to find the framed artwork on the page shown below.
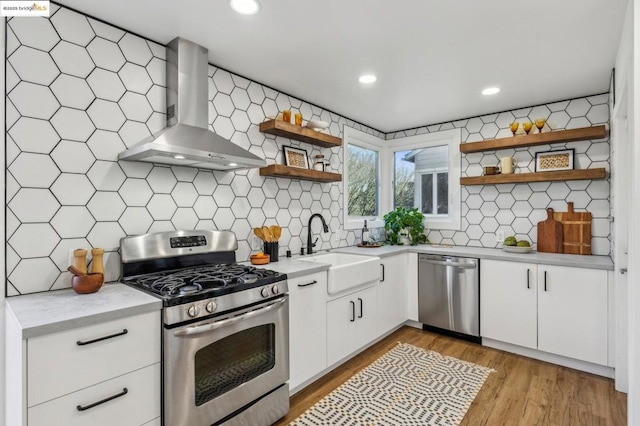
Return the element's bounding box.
[283,145,309,169]
[535,149,574,172]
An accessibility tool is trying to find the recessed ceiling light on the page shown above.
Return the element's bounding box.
[359,74,377,84]
[228,162,238,167]
[174,155,185,160]
[482,87,500,95]
[230,0,261,15]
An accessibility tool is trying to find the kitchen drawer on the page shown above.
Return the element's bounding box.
[287,271,327,296]
[28,363,160,426]
[28,310,160,407]
[141,418,161,426]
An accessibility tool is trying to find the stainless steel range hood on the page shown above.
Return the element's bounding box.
[118,37,266,171]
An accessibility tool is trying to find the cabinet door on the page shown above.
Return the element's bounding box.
[326,285,378,366]
[406,253,419,321]
[326,292,359,366]
[288,272,328,389]
[537,265,608,365]
[378,254,408,334]
[355,285,379,347]
[480,259,537,349]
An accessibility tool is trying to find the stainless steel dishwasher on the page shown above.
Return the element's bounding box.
[418,254,480,342]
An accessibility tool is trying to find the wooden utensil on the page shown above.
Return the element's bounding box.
[90,248,104,274]
[537,207,563,253]
[67,265,87,276]
[553,202,592,255]
[262,226,272,242]
[253,227,266,241]
[73,249,88,274]
[270,225,281,241]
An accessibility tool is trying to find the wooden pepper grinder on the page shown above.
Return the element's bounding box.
[90,248,105,274]
[73,249,88,274]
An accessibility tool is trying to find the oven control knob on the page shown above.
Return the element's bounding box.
[205,301,216,313]
[261,287,271,298]
[271,285,280,295]
[187,305,200,318]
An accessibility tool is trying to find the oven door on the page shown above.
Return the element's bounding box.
[164,296,289,426]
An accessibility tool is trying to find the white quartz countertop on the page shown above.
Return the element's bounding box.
[334,245,614,270]
[249,245,612,277]
[6,283,162,339]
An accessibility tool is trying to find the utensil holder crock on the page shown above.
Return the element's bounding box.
[264,242,279,262]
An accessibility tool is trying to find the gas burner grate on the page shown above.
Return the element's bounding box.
[123,264,283,297]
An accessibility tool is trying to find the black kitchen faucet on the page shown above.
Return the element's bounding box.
[307,213,329,255]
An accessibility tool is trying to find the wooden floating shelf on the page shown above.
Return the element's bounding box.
[259,119,341,148]
[259,164,342,183]
[460,125,607,154]
[460,168,607,185]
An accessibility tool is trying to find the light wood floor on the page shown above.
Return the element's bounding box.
[276,326,626,425]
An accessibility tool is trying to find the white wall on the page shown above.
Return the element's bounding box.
[630,0,640,423]
[613,0,634,395]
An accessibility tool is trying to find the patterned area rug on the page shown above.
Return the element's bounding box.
[291,342,494,426]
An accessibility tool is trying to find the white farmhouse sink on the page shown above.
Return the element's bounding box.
[299,253,380,295]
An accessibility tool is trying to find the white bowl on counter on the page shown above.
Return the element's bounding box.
[502,246,534,254]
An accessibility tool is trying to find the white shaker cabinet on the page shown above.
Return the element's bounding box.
[481,260,538,349]
[537,264,608,365]
[6,309,161,426]
[288,272,328,390]
[377,254,408,334]
[481,259,608,366]
[327,285,378,366]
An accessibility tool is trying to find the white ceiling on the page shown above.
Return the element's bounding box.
[56,0,628,133]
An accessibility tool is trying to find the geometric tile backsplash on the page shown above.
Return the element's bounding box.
[387,95,611,256]
[4,4,610,296]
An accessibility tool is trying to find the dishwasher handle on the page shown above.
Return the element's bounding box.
[419,258,477,269]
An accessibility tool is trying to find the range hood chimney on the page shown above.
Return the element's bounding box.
[118,37,266,171]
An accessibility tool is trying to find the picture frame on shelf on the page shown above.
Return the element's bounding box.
[535,149,574,172]
[283,145,309,169]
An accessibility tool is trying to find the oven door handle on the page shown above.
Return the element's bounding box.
[173,298,286,337]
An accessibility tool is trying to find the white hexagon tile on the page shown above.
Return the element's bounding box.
[388,96,611,252]
[4,4,607,295]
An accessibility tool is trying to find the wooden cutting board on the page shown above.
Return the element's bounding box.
[537,208,563,253]
[553,202,592,255]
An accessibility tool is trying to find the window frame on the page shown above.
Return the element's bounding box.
[386,129,462,231]
[343,126,387,230]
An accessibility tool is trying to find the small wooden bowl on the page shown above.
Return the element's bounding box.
[250,254,270,265]
[71,273,104,294]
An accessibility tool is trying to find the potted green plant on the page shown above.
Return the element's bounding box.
[383,207,429,245]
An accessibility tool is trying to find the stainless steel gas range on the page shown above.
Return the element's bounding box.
[120,230,289,426]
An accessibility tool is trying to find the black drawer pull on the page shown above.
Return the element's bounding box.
[77,329,128,346]
[350,301,355,322]
[544,271,548,291]
[297,280,318,287]
[358,298,363,318]
[380,264,385,282]
[77,388,128,411]
[526,269,530,289]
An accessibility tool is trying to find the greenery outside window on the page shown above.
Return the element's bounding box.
[343,127,386,230]
[347,144,378,217]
